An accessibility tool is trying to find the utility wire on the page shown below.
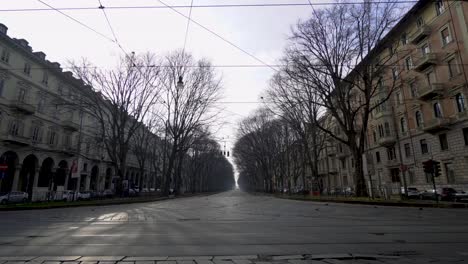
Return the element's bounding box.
[36,0,115,43]
[0,1,422,12]
[182,0,195,58]
[154,0,278,72]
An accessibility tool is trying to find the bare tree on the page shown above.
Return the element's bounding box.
[283,1,402,196]
[159,51,222,195]
[71,53,163,194]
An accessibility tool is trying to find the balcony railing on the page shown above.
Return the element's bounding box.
[378,134,396,147]
[62,120,80,131]
[418,83,444,100]
[423,117,451,133]
[410,25,431,44]
[373,109,393,120]
[414,53,437,71]
[9,100,35,115]
[61,145,77,156]
[2,134,30,146]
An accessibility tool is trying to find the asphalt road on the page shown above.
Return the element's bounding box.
[1,190,468,258]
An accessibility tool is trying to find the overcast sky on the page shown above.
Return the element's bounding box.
[1,0,314,169]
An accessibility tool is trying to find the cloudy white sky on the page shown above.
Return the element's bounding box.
[1,0,314,158]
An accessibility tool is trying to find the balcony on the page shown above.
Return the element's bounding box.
[414,53,437,71]
[378,134,396,147]
[337,149,350,158]
[62,120,80,131]
[329,166,338,174]
[418,83,444,100]
[385,159,400,168]
[61,145,77,156]
[422,117,451,133]
[2,134,30,146]
[410,25,431,44]
[9,100,35,115]
[373,109,393,120]
[455,110,468,122]
[326,146,336,156]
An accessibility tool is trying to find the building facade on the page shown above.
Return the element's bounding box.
[318,0,468,196]
[0,23,156,201]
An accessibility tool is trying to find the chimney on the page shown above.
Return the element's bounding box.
[50,62,61,71]
[0,24,7,35]
[63,71,73,78]
[34,51,46,60]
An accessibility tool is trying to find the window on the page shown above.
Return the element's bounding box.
[445,163,455,183]
[426,70,436,85]
[31,126,40,143]
[378,124,384,137]
[341,159,347,169]
[18,88,26,102]
[415,111,423,127]
[57,85,63,95]
[392,67,399,80]
[421,43,430,55]
[441,27,451,46]
[48,131,57,145]
[343,176,348,186]
[23,63,31,75]
[375,151,381,163]
[373,130,377,143]
[37,98,45,113]
[405,56,413,70]
[42,72,48,85]
[456,93,466,112]
[410,83,417,98]
[439,133,448,150]
[391,168,400,183]
[416,17,424,28]
[0,79,4,97]
[436,0,445,15]
[400,117,407,133]
[8,120,21,136]
[404,143,411,157]
[401,33,408,45]
[463,128,468,145]
[1,49,9,63]
[448,58,459,77]
[420,139,429,154]
[433,102,442,117]
[387,146,396,160]
[63,133,71,147]
[384,122,391,136]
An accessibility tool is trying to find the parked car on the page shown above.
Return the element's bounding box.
[76,191,91,201]
[102,189,114,198]
[454,190,468,202]
[419,188,459,201]
[419,189,438,200]
[128,188,138,197]
[0,191,28,204]
[61,191,75,202]
[401,187,420,198]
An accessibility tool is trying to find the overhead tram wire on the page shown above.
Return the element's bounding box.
[154,0,278,72]
[182,0,195,58]
[0,1,422,12]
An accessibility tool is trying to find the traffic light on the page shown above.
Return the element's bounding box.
[433,160,441,177]
[423,159,434,174]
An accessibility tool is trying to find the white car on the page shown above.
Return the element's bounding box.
[60,191,75,202]
[76,192,91,200]
[0,191,28,204]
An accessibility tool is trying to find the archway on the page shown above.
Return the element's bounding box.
[19,154,38,199]
[105,168,112,189]
[38,158,54,189]
[90,166,99,191]
[0,151,19,193]
[54,160,68,190]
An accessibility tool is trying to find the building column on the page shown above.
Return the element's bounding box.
[11,164,22,191]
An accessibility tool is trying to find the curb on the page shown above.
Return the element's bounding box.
[0,192,215,211]
[275,195,468,208]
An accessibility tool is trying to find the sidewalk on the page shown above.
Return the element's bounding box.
[0,254,466,264]
[275,194,468,208]
[0,192,211,211]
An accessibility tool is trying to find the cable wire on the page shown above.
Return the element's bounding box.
[182,0,195,58]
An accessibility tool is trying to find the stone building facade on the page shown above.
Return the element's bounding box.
[318,0,468,195]
[0,23,155,201]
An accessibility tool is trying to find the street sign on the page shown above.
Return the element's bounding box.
[0,171,5,179]
[0,164,8,171]
[70,159,79,178]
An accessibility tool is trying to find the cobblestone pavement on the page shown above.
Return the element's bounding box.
[0,254,467,264]
[1,191,468,258]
